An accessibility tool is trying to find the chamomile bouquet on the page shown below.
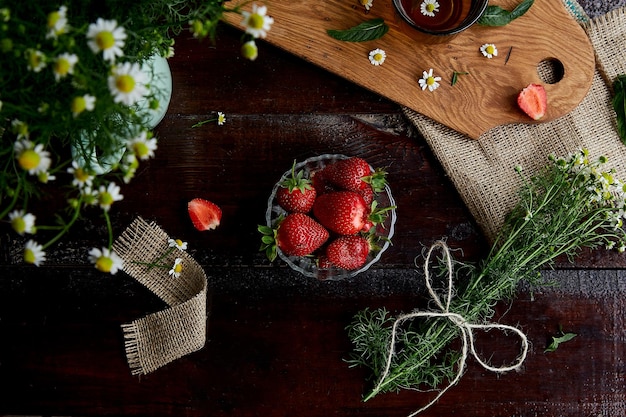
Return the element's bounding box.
[0,0,273,271]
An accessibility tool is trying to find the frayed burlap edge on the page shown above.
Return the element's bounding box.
[113,217,208,376]
[404,5,626,243]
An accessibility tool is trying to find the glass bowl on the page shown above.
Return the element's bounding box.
[265,154,396,280]
[392,0,489,36]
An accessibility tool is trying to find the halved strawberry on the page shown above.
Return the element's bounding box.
[517,83,547,120]
[312,191,394,235]
[276,160,317,213]
[188,198,222,231]
[258,213,329,261]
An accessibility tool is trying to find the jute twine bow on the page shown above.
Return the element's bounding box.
[373,240,529,416]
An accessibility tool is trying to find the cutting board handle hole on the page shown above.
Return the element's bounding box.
[537,58,565,84]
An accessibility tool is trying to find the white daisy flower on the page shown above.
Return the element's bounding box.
[9,210,36,235]
[169,257,183,278]
[241,4,274,39]
[14,138,52,175]
[420,0,440,17]
[480,43,498,59]
[418,68,442,92]
[25,49,46,72]
[46,6,69,39]
[52,52,78,82]
[121,153,139,184]
[168,238,188,251]
[97,181,124,211]
[68,160,94,189]
[107,62,149,106]
[359,0,374,11]
[70,94,96,117]
[241,40,258,61]
[86,18,127,63]
[80,185,99,206]
[88,247,124,274]
[217,112,226,125]
[11,119,29,140]
[127,130,157,160]
[24,240,46,266]
[37,171,56,183]
[368,48,386,66]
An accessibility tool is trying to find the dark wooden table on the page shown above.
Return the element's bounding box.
[1,3,625,416]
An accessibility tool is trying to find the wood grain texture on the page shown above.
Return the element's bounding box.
[225,0,596,138]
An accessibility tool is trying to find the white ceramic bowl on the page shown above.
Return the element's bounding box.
[265,154,396,280]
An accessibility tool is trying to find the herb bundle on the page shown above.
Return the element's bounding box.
[346,150,626,407]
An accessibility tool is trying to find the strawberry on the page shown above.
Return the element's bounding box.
[258,213,329,261]
[517,83,547,120]
[276,160,317,213]
[312,191,369,235]
[357,185,375,206]
[310,168,335,195]
[325,235,372,270]
[325,157,388,193]
[188,198,222,231]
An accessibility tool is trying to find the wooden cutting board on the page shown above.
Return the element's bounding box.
[225,0,595,139]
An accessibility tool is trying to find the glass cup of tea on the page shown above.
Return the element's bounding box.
[392,0,489,35]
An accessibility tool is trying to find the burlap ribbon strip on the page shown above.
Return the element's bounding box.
[113,217,208,376]
[404,4,626,242]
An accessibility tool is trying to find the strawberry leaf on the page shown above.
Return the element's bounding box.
[327,18,389,42]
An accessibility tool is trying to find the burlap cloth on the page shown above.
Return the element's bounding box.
[404,3,626,242]
[113,217,208,375]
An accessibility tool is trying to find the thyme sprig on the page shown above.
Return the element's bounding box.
[347,150,626,401]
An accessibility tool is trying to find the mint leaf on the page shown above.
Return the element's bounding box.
[478,0,534,26]
[327,18,389,42]
[545,327,577,353]
[612,74,626,144]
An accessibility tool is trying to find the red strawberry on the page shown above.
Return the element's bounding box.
[188,198,222,231]
[310,168,335,195]
[325,157,372,191]
[277,160,317,213]
[326,235,371,270]
[312,191,369,235]
[357,185,375,206]
[259,213,329,260]
[517,83,547,120]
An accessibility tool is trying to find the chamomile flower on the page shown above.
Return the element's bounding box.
[107,62,149,106]
[241,4,274,39]
[418,68,442,92]
[480,43,498,59]
[24,240,46,266]
[80,185,99,206]
[368,48,386,66]
[359,0,374,11]
[97,181,123,211]
[241,40,258,61]
[46,5,69,39]
[11,119,29,139]
[217,112,226,125]
[25,49,46,72]
[9,210,36,235]
[37,171,56,183]
[169,257,183,278]
[127,130,157,160]
[14,139,52,175]
[168,238,188,251]
[52,52,78,82]
[89,247,124,274]
[70,94,96,118]
[121,153,139,184]
[86,18,127,63]
[421,0,440,17]
[68,160,94,189]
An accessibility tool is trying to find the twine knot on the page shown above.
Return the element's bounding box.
[373,240,529,416]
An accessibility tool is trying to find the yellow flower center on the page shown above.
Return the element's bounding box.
[71,96,86,115]
[74,167,90,183]
[374,53,383,62]
[95,256,114,273]
[99,192,114,206]
[249,13,264,29]
[11,217,26,234]
[27,51,43,69]
[115,74,136,93]
[241,42,258,60]
[47,11,60,29]
[95,31,115,50]
[174,263,183,274]
[18,149,40,171]
[54,58,71,76]
[175,239,184,247]
[427,76,436,86]
[24,248,36,264]
[485,45,495,55]
[426,3,436,12]
[133,142,149,158]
